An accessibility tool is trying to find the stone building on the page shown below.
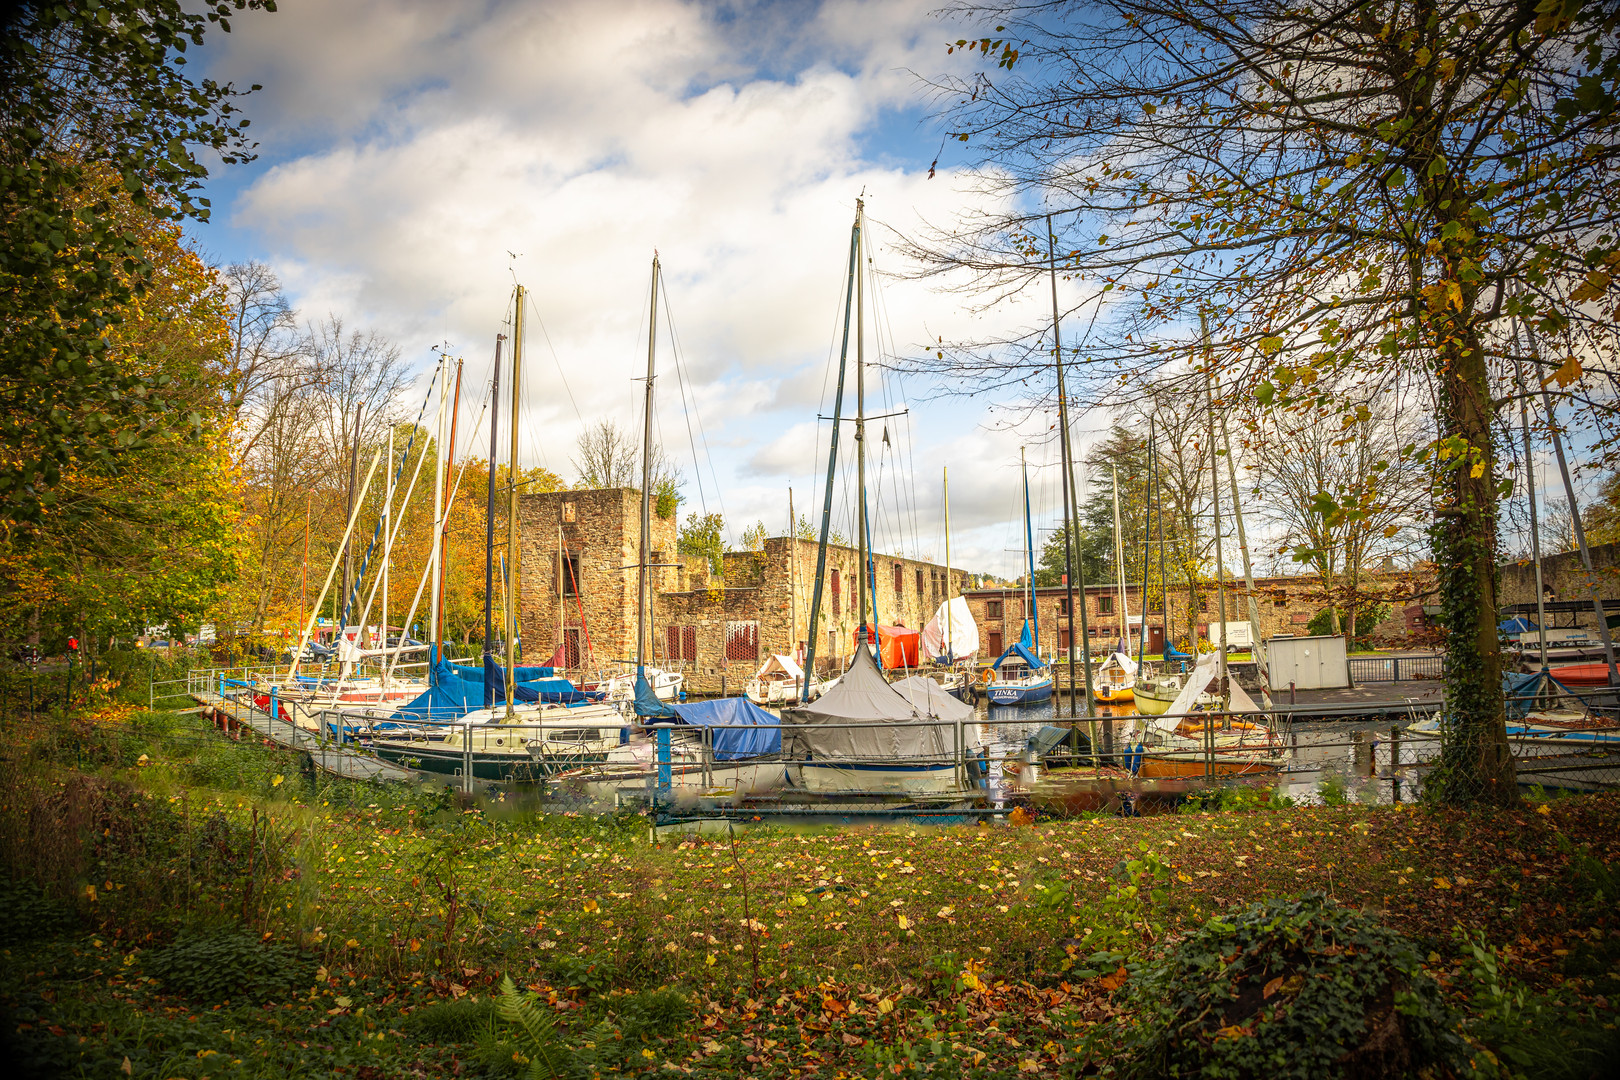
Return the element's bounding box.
[1498,542,1620,635]
[516,487,968,695]
[961,568,1434,659]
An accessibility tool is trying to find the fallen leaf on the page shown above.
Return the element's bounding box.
[841,1033,864,1046]
[1097,966,1128,991]
[1263,975,1284,999]
[1433,877,1451,890]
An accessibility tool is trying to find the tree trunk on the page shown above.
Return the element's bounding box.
[1432,321,1515,805]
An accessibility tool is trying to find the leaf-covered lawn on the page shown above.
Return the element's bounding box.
[3,711,1617,1076]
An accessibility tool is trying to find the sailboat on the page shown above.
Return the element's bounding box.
[370,288,624,781]
[1093,464,1139,703]
[986,449,1055,706]
[918,466,978,701]
[775,198,983,793]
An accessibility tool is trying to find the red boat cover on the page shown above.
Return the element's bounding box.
[1550,663,1613,687]
[854,624,920,669]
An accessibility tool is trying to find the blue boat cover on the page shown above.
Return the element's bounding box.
[670,697,780,760]
[993,641,1045,672]
[1503,669,1574,720]
[633,673,676,719]
[1499,617,1535,635]
[394,658,592,720]
[1017,620,1033,649]
[1164,641,1193,661]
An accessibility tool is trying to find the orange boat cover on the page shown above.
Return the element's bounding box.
[855,624,921,669]
[1551,663,1614,687]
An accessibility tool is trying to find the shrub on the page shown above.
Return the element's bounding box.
[617,987,690,1037]
[0,879,78,944]
[142,929,314,1004]
[1121,893,1463,1079]
[404,995,497,1043]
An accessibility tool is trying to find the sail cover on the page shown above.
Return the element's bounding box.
[786,645,950,761]
[992,641,1044,672]
[394,658,591,720]
[632,673,676,719]
[670,697,781,760]
[890,675,976,724]
[754,654,804,681]
[920,597,979,662]
[1151,652,1258,731]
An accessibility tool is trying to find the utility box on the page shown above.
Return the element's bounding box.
[1266,634,1349,690]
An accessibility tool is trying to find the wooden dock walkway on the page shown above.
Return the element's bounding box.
[192,689,418,784]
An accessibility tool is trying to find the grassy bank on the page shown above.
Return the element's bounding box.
[1,694,1617,1077]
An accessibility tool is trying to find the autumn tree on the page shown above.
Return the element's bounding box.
[0,0,273,526]
[0,188,243,650]
[909,0,1620,805]
[1252,394,1430,640]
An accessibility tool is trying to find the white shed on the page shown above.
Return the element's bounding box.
[1265,634,1349,690]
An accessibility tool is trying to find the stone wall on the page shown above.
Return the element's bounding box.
[1498,542,1620,630]
[516,488,677,667]
[515,488,966,694]
[962,570,1433,657]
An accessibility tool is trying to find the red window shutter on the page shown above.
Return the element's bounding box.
[684,626,696,661]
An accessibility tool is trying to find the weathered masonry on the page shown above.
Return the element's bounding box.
[961,569,1433,658]
[517,488,967,695]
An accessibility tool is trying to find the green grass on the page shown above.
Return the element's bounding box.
[2,694,1616,1077]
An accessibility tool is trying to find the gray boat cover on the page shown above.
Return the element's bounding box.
[890,676,976,725]
[787,647,952,761]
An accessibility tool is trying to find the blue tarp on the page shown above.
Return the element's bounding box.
[448,660,555,683]
[1164,641,1193,661]
[670,697,781,760]
[1503,669,1574,720]
[633,673,676,719]
[1499,617,1535,636]
[993,642,1044,672]
[392,658,593,720]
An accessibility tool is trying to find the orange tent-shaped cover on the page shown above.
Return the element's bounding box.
[855,624,920,669]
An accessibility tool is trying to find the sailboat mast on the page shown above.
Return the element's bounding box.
[1111,464,1127,650]
[638,255,661,676]
[788,487,797,661]
[1512,343,1549,669]
[483,335,504,709]
[384,428,393,657]
[505,288,525,720]
[854,199,870,649]
[1047,214,1094,722]
[436,359,464,655]
[429,360,446,662]
[1021,447,1038,656]
[1202,312,1231,716]
[943,467,952,661]
[1138,424,1154,667]
[800,207,861,700]
[1222,415,1271,705]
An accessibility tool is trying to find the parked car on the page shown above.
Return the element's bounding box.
[282,642,335,664]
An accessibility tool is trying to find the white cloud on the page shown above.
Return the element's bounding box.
[198,0,1075,576]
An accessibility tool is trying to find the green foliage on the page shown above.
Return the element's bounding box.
[739,519,768,552]
[1317,775,1352,807]
[1305,607,1338,637]
[1178,785,1294,814]
[0,878,79,944]
[403,995,497,1043]
[1454,928,1620,1079]
[1053,841,1172,978]
[1121,894,1462,1079]
[677,511,726,576]
[489,975,570,1078]
[142,928,313,1004]
[0,0,272,526]
[617,987,691,1036]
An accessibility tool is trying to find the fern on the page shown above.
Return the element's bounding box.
[493,975,570,1079]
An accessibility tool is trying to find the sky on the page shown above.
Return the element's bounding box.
[185,0,1128,581]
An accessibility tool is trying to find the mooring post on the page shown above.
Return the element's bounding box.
[1390,725,1402,803]
[269,686,279,728]
[1352,730,1372,777]
[654,722,673,804]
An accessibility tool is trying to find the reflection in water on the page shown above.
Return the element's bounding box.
[978,697,1433,805]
